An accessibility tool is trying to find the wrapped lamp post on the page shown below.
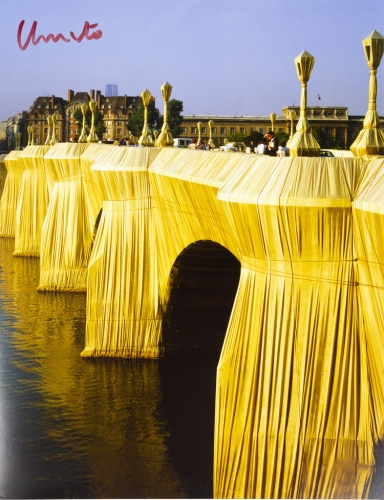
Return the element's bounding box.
[27,126,34,146]
[78,102,88,143]
[287,50,320,156]
[45,115,53,145]
[270,112,276,132]
[289,109,296,139]
[87,100,99,143]
[350,30,384,156]
[156,82,174,148]
[197,121,202,144]
[138,89,154,147]
[50,114,58,145]
[208,120,215,149]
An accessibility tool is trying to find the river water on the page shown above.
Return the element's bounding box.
[0,239,241,499]
[0,237,384,499]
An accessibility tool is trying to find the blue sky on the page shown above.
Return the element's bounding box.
[1,0,383,121]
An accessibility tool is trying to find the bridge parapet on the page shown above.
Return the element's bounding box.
[38,143,105,291]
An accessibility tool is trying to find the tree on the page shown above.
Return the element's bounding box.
[167,99,183,137]
[243,131,263,147]
[73,103,106,138]
[228,131,245,143]
[128,101,163,138]
[128,99,183,139]
[275,131,289,143]
[313,127,344,149]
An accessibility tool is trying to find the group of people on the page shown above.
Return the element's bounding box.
[249,131,289,157]
[188,139,212,150]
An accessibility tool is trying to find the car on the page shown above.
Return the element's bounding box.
[219,143,238,152]
[319,150,335,157]
[174,138,192,148]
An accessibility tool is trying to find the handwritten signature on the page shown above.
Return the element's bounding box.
[17,20,102,50]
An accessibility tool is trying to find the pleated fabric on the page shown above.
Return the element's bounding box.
[38,143,109,291]
[82,146,162,357]
[214,156,372,499]
[0,154,7,198]
[353,157,384,445]
[13,146,51,256]
[0,150,23,237]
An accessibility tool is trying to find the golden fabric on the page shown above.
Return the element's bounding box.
[215,156,371,499]
[82,146,162,357]
[0,154,7,198]
[80,148,383,498]
[38,143,109,291]
[0,151,23,237]
[3,140,381,497]
[13,146,51,256]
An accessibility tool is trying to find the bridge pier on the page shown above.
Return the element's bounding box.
[38,143,106,292]
[13,145,51,256]
[0,151,23,237]
[82,147,163,357]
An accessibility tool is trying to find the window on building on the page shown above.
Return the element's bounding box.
[230,127,236,134]
[34,138,38,145]
[278,128,284,132]
[191,127,197,134]
[211,127,216,134]
[34,120,38,125]
[240,127,245,134]
[181,127,186,134]
[220,127,226,135]
[201,127,207,134]
[250,128,254,133]
[35,128,38,134]
[259,128,264,134]
[117,121,122,126]
[117,128,122,135]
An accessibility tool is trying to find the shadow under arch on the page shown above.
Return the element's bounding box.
[157,240,241,497]
[91,208,103,251]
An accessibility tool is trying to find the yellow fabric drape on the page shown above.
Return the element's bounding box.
[215,156,371,499]
[13,145,51,256]
[0,151,23,237]
[4,141,379,498]
[83,146,162,357]
[38,143,109,291]
[0,154,8,198]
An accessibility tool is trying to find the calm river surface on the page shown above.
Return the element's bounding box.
[0,237,384,499]
[0,239,239,499]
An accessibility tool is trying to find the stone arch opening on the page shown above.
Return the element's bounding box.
[158,240,240,496]
[162,240,241,356]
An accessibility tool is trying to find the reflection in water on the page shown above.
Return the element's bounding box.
[0,240,187,498]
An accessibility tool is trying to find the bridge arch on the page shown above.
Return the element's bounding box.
[158,239,240,496]
[162,240,241,356]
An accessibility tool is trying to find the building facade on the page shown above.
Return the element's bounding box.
[180,106,382,149]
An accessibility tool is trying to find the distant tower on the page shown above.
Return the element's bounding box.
[105,84,118,97]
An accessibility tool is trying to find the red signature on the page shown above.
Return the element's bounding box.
[17,20,102,50]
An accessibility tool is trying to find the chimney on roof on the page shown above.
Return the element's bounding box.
[90,89,95,100]
[124,94,127,107]
[68,89,74,102]
[51,95,55,108]
[96,90,101,108]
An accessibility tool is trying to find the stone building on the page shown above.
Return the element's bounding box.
[180,106,383,149]
[28,95,68,145]
[64,89,143,142]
